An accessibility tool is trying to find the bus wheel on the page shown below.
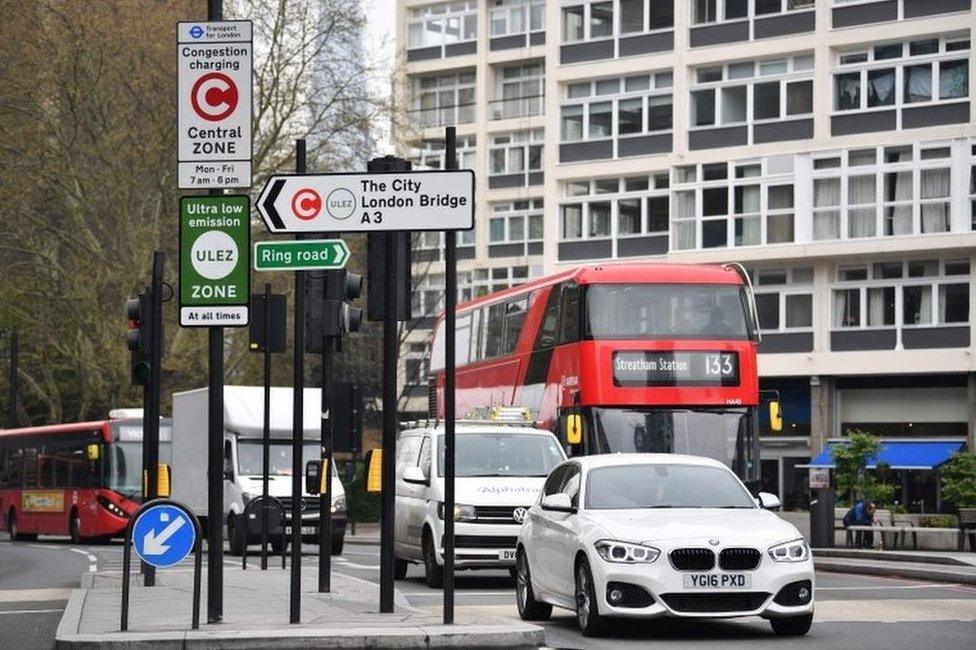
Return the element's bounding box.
[9,510,35,542]
[69,510,84,544]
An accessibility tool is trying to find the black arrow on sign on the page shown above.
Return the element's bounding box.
[262,178,286,230]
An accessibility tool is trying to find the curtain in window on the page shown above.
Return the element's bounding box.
[672,191,696,250]
[814,178,840,239]
[939,60,968,100]
[849,175,875,205]
[836,74,860,110]
[867,69,895,107]
[767,214,794,243]
[903,286,932,325]
[921,169,950,233]
[868,287,893,326]
[833,290,858,328]
[904,64,932,103]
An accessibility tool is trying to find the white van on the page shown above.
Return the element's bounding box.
[171,386,347,556]
[394,421,566,586]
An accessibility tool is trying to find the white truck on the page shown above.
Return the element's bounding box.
[171,385,347,555]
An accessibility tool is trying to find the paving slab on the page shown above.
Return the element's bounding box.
[56,563,542,649]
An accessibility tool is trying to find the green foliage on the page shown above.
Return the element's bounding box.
[831,430,895,507]
[345,461,380,523]
[919,515,957,529]
[941,452,976,510]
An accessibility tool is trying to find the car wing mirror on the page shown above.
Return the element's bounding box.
[402,465,428,485]
[541,493,576,513]
[758,491,782,510]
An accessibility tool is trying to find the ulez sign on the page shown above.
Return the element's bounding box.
[253,240,350,271]
[179,195,250,327]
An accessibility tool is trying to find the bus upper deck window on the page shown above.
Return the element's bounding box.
[559,283,580,343]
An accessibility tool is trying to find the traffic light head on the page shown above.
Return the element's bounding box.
[342,304,363,334]
[125,293,151,385]
[343,271,363,301]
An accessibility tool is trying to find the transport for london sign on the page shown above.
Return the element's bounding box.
[177,21,252,189]
[179,196,250,327]
[256,170,475,233]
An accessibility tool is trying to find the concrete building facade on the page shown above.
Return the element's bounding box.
[394,0,976,511]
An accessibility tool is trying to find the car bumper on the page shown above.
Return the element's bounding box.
[587,550,814,620]
[433,521,522,569]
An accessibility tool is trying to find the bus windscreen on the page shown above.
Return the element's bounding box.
[584,284,750,340]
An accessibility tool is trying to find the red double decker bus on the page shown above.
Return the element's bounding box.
[428,263,771,485]
[0,416,170,542]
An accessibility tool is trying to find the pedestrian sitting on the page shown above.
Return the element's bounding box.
[842,500,876,548]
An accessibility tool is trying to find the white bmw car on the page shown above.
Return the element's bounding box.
[515,454,814,637]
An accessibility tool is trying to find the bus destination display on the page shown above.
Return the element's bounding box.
[613,351,739,387]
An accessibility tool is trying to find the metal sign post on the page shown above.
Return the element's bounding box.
[443,126,458,625]
[141,252,165,588]
[289,139,307,624]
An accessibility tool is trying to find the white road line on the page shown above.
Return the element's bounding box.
[332,558,380,570]
[68,547,99,572]
[818,584,959,591]
[401,590,513,597]
[0,588,73,603]
[0,608,63,615]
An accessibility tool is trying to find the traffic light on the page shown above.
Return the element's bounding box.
[340,271,363,335]
[125,293,151,385]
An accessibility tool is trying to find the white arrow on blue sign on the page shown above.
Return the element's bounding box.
[132,504,196,568]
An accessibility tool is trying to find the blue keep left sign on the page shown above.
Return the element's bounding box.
[132,504,196,568]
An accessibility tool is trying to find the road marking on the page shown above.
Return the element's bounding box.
[0,588,73,603]
[401,590,514,597]
[0,608,63,615]
[333,558,380,570]
[813,598,976,622]
[68,547,98,572]
[818,584,961,591]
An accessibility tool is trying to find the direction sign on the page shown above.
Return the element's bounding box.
[256,170,475,233]
[254,239,350,272]
[177,21,252,189]
[179,195,250,327]
[133,503,196,568]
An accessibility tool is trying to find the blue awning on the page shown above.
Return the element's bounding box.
[807,440,965,470]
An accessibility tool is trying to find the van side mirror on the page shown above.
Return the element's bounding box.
[402,465,427,485]
[305,459,323,495]
[223,440,234,480]
[541,492,575,513]
[758,492,782,510]
[769,401,783,433]
[564,413,582,446]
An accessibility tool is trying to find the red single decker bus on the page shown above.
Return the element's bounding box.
[0,416,170,542]
[429,263,774,485]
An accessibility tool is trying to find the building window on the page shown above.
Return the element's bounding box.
[670,159,795,251]
[489,130,543,177]
[407,1,478,49]
[690,55,814,142]
[559,175,670,252]
[409,135,477,170]
[560,71,673,154]
[410,71,476,129]
[833,36,970,114]
[811,143,955,242]
[969,143,976,230]
[491,62,544,120]
[489,200,544,250]
[831,259,970,333]
[564,1,673,43]
[490,0,545,37]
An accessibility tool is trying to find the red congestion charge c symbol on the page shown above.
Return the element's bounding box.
[291,188,322,221]
[190,72,239,122]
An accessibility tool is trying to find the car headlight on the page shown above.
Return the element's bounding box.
[437,503,476,521]
[768,539,809,562]
[97,495,127,518]
[594,539,660,564]
[332,496,346,514]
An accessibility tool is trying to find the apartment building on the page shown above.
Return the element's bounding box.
[394,0,976,511]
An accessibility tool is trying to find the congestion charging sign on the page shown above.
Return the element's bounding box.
[179,195,250,327]
[177,21,252,189]
[256,170,475,233]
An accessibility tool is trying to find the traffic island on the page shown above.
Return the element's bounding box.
[55,566,543,649]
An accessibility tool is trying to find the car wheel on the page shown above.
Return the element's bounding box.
[330,533,344,556]
[394,556,409,580]
[770,613,813,636]
[423,530,443,588]
[271,536,287,556]
[69,510,84,544]
[227,515,244,556]
[575,558,605,637]
[515,548,551,621]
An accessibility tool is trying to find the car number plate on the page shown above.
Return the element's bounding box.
[682,573,751,589]
[498,549,517,561]
[300,526,316,535]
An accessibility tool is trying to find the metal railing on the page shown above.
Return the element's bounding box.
[406,103,476,129]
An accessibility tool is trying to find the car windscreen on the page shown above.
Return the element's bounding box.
[437,433,565,478]
[236,441,334,477]
[585,463,756,510]
[584,283,749,339]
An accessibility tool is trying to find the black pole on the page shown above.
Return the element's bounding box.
[261,283,272,570]
[380,229,397,614]
[139,330,152,584]
[290,139,307,624]
[319,324,334,592]
[443,126,457,625]
[206,0,225,624]
[6,329,17,428]
[144,252,164,587]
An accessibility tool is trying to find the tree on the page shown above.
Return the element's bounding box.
[941,452,976,510]
[831,430,893,506]
[0,0,387,424]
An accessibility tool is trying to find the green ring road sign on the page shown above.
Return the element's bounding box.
[253,239,350,272]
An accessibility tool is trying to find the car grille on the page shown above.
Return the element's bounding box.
[661,592,770,613]
[669,548,715,571]
[719,547,762,571]
[472,505,524,524]
[451,535,518,549]
[278,497,321,513]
